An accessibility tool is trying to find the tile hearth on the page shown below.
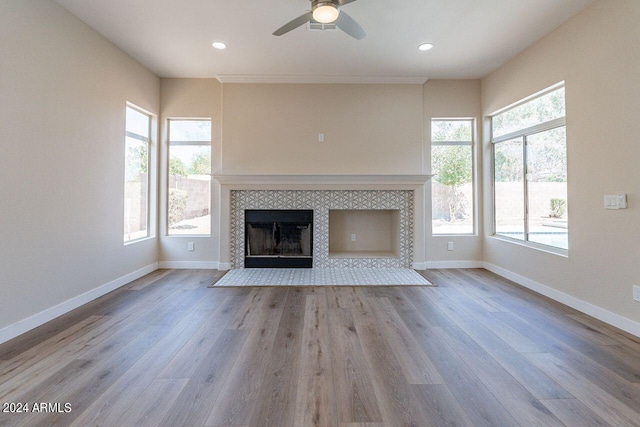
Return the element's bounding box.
[211,268,433,287]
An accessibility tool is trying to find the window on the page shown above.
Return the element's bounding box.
[492,84,568,250]
[124,104,151,242]
[168,119,212,235]
[431,119,475,234]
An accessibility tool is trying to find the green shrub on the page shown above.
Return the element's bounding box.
[169,188,188,226]
[550,198,566,218]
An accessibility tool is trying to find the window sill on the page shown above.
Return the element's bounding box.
[432,233,478,237]
[489,234,568,258]
[124,235,155,246]
[165,234,212,238]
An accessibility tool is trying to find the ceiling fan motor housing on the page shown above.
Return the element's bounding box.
[312,0,340,23]
[312,0,339,9]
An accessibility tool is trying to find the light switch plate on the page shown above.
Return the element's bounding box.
[617,194,628,209]
[604,195,618,209]
[604,194,627,209]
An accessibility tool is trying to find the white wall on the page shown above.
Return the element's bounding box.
[0,0,160,337]
[423,80,483,266]
[481,0,640,325]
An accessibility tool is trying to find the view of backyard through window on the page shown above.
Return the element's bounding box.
[124,105,150,242]
[168,119,212,235]
[492,85,568,250]
[431,119,474,235]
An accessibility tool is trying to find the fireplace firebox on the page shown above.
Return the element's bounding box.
[245,209,313,268]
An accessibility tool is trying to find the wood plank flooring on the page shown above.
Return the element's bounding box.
[1,269,640,426]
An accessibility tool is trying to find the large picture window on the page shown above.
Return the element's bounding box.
[168,119,212,235]
[492,84,568,250]
[124,104,151,243]
[431,119,475,235]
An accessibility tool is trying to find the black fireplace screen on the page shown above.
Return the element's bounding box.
[245,210,313,268]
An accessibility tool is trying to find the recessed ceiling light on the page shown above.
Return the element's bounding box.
[418,43,434,51]
[212,41,227,50]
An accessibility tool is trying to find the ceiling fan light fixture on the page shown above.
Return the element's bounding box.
[312,1,340,24]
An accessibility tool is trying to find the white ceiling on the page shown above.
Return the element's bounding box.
[54,0,594,82]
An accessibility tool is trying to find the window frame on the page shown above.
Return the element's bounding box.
[431,118,477,236]
[166,118,212,237]
[124,102,152,244]
[490,83,568,254]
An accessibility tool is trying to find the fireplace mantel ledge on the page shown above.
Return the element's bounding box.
[212,174,432,186]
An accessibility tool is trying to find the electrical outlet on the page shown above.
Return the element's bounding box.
[188,242,195,251]
[351,233,357,242]
[447,242,454,251]
[633,285,640,302]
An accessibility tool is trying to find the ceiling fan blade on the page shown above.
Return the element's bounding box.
[335,11,366,40]
[273,11,313,36]
[338,0,358,5]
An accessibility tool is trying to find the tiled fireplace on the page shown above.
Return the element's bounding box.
[231,190,413,268]
[213,175,431,270]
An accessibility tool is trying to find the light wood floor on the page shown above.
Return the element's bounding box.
[1,269,640,427]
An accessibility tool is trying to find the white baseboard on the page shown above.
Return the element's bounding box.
[483,262,640,338]
[218,262,232,271]
[0,262,159,345]
[158,261,219,269]
[412,262,427,270]
[426,260,484,269]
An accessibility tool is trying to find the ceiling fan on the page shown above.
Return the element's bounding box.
[273,0,366,40]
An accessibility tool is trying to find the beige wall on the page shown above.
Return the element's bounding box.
[423,80,483,265]
[0,0,160,333]
[159,81,436,265]
[221,84,424,174]
[159,79,222,264]
[329,210,400,255]
[481,0,640,324]
[158,80,485,265]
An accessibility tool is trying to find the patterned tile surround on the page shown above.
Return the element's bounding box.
[230,190,414,268]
